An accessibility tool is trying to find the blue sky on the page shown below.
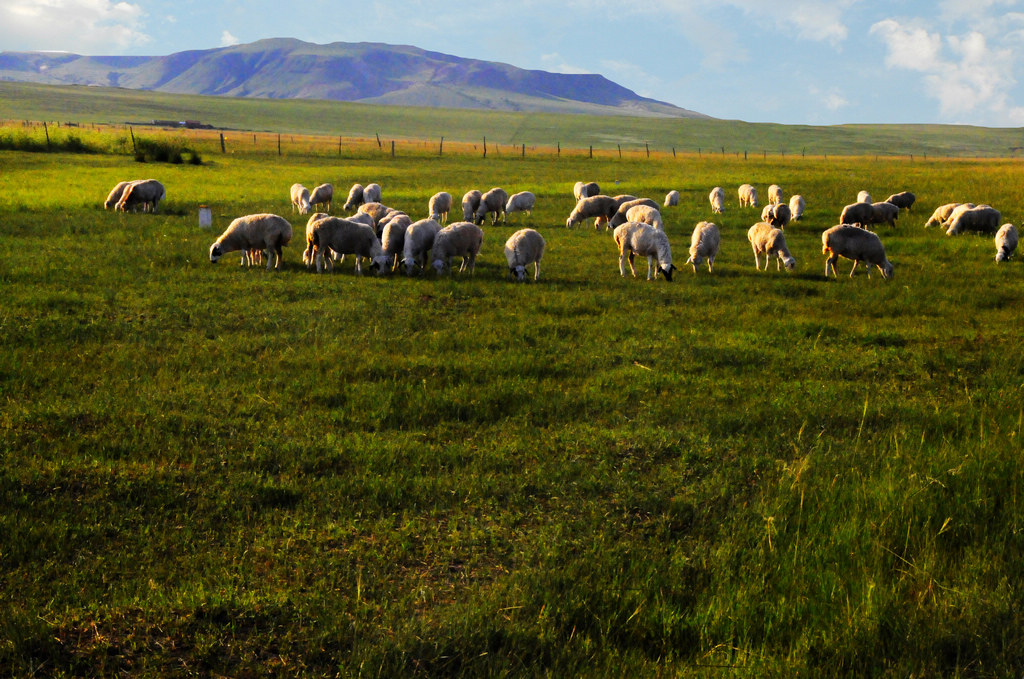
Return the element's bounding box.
[3,0,1024,126]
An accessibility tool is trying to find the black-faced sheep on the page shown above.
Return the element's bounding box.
[290,183,311,215]
[613,221,676,281]
[747,221,795,272]
[504,228,546,281]
[995,223,1018,262]
[474,187,508,225]
[209,213,293,271]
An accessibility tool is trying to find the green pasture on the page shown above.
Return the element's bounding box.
[1,143,1023,677]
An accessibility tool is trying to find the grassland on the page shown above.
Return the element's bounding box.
[1,122,1024,678]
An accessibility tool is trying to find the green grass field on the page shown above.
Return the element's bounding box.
[2,125,1024,677]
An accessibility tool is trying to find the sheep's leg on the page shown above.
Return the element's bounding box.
[534,260,540,281]
[354,255,363,276]
[849,260,858,278]
[753,250,761,270]
[708,256,714,273]
[468,254,476,275]
[647,256,655,281]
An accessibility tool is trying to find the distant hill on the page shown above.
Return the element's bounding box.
[0,38,709,119]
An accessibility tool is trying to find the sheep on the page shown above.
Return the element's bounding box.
[995,223,1018,262]
[302,212,332,268]
[574,181,601,201]
[504,228,546,281]
[709,186,725,214]
[626,204,664,230]
[886,191,916,211]
[402,218,442,274]
[380,214,413,271]
[768,184,783,205]
[822,224,894,279]
[357,202,394,228]
[789,194,805,221]
[505,191,536,221]
[309,183,334,213]
[857,190,872,204]
[567,195,618,229]
[461,190,482,222]
[103,181,131,210]
[308,216,390,275]
[686,221,721,273]
[290,183,312,214]
[738,184,758,208]
[613,221,676,281]
[363,183,382,204]
[761,202,792,229]
[925,203,964,228]
[115,179,165,213]
[609,198,660,229]
[209,213,293,271]
[946,205,1001,236]
[839,201,874,226]
[431,222,484,275]
[747,221,796,272]
[474,187,508,225]
[665,190,680,207]
[869,201,899,227]
[377,210,409,239]
[428,191,453,223]
[342,183,365,211]
[611,195,639,211]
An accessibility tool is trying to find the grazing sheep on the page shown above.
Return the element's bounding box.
[747,221,796,272]
[709,186,725,214]
[342,183,365,211]
[574,181,601,201]
[380,214,413,271]
[857,190,872,204]
[504,228,546,281]
[761,203,792,229]
[428,191,453,224]
[946,205,1001,236]
[789,194,805,221]
[302,212,332,268]
[474,187,508,225]
[309,216,390,275]
[925,203,964,228]
[686,221,721,273]
[738,184,758,208]
[768,184,783,205]
[461,190,482,222]
[613,221,676,281]
[822,224,893,279]
[505,191,536,220]
[209,213,293,271]
[290,183,312,215]
[609,198,659,229]
[357,202,394,229]
[626,204,665,230]
[665,190,680,207]
[995,223,1018,262]
[103,181,131,210]
[839,201,874,226]
[363,183,382,204]
[309,183,334,213]
[886,191,916,211]
[431,222,484,275]
[115,179,165,213]
[567,195,618,229]
[869,201,899,227]
[402,218,442,274]
[611,195,639,211]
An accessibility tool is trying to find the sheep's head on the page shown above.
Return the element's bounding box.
[403,257,419,275]
[209,243,223,263]
[431,258,446,275]
[370,254,391,274]
[879,260,894,279]
[686,255,701,272]
[510,265,527,281]
[658,263,676,282]
[782,254,797,271]
[565,216,575,228]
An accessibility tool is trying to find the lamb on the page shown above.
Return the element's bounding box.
[574,181,601,201]
[946,205,1001,236]
[566,195,618,229]
[738,184,758,208]
[428,191,453,223]
[504,228,546,281]
[431,222,484,275]
[380,213,413,271]
[747,221,796,272]
[309,183,334,213]
[342,183,365,211]
[461,190,482,222]
[308,216,391,275]
[209,213,293,271]
[768,184,783,205]
[363,183,382,204]
[402,218,442,274]
[626,204,664,230]
[822,224,894,279]
[869,201,899,227]
[886,191,916,211]
[290,183,312,215]
[839,201,874,226]
[302,212,332,268]
[103,181,131,210]
[115,179,165,213]
[857,190,872,204]
[613,221,676,281]
[686,221,721,273]
[609,198,660,229]
[995,223,1019,262]
[709,186,725,214]
[504,191,536,220]
[665,190,680,207]
[761,202,792,229]
[474,187,508,225]
[789,194,805,221]
[924,203,964,228]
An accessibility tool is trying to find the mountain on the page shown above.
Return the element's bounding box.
[0,38,709,119]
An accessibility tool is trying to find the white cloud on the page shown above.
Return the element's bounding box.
[540,53,591,75]
[220,30,239,47]
[0,0,149,53]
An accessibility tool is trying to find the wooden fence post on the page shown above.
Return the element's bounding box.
[589,145,593,159]
[376,133,382,150]
[277,133,281,156]
[557,142,561,157]
[391,140,395,158]
[618,144,622,159]
[220,133,226,153]
[645,142,650,158]
[129,126,136,154]
[483,136,487,158]
[439,136,444,156]
[43,122,50,149]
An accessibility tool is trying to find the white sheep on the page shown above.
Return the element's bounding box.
[342,183,365,211]
[309,216,390,275]
[302,212,332,268]
[886,191,916,211]
[567,195,618,229]
[475,187,509,225]
[789,195,805,221]
[461,190,482,222]
[357,202,394,230]
[995,223,1019,262]
[504,228,546,281]
[839,202,874,226]
[768,184,783,205]
[380,214,412,271]
[431,222,484,275]
[505,191,536,220]
[738,184,758,208]
[709,187,725,214]
[869,201,899,227]
[428,191,453,223]
[857,190,872,204]
[822,224,893,279]
[290,183,312,215]
[613,221,676,281]
[609,198,659,229]
[115,179,165,213]
[402,218,442,274]
[686,221,721,273]
[747,221,795,272]
[946,205,1001,236]
[363,183,382,204]
[761,202,792,229]
[309,183,334,213]
[104,181,131,210]
[665,190,680,207]
[925,203,964,228]
[209,213,293,271]
[574,181,600,201]
[626,204,664,230]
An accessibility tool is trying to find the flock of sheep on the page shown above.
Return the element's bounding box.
[103,175,1020,282]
